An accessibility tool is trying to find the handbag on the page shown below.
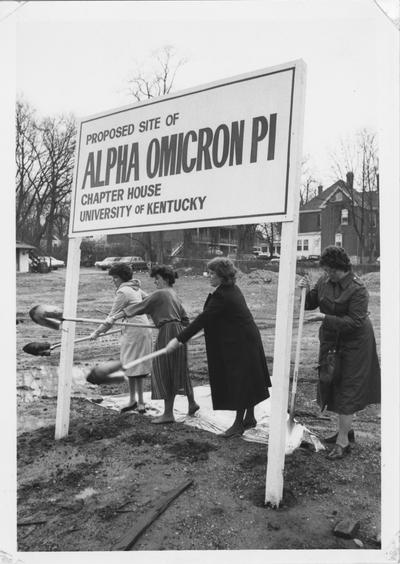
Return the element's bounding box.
[318,335,341,385]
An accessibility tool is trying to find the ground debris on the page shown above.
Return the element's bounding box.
[333,519,360,539]
[112,479,193,551]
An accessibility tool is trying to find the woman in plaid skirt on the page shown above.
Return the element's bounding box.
[109,265,199,424]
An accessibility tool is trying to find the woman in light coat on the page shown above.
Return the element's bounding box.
[90,262,152,413]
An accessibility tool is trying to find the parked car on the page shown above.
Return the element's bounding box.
[307,255,320,263]
[118,256,149,272]
[33,256,65,270]
[46,256,65,268]
[240,253,258,261]
[94,256,121,270]
[270,256,280,264]
[256,253,271,261]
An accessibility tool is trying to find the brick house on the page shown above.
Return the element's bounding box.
[298,174,380,263]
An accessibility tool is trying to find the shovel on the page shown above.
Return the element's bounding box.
[29,304,156,330]
[87,348,168,385]
[23,328,121,357]
[86,332,204,385]
[287,286,306,433]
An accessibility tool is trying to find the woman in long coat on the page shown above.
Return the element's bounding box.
[90,262,152,413]
[299,246,380,460]
[166,257,271,437]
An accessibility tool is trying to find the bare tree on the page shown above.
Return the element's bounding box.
[126,46,187,262]
[330,129,379,263]
[127,45,186,101]
[236,224,257,257]
[16,99,76,252]
[257,223,282,256]
[16,100,42,243]
[300,154,319,206]
[38,115,76,253]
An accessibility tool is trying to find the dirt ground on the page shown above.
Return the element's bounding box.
[16,267,381,552]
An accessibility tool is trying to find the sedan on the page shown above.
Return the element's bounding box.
[118,256,149,271]
[37,256,65,269]
[94,256,121,270]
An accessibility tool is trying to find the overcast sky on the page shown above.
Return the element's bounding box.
[9,0,398,184]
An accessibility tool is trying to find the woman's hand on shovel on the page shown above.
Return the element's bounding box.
[166,338,181,353]
[298,274,311,289]
[304,312,326,323]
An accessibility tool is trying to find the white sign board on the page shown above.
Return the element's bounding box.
[69,61,301,237]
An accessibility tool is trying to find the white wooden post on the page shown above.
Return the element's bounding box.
[264,220,300,505]
[265,62,306,506]
[55,237,82,439]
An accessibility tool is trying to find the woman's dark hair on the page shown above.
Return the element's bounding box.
[108,262,133,282]
[319,246,351,272]
[150,264,178,286]
[207,257,237,285]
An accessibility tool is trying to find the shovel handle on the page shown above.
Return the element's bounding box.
[289,286,307,419]
[121,331,204,372]
[49,328,121,351]
[60,316,156,329]
[121,347,168,371]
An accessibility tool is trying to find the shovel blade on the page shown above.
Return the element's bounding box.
[285,417,307,454]
[23,341,52,356]
[86,360,125,385]
[29,305,63,330]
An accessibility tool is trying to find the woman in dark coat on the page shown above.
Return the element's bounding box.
[166,257,271,437]
[299,246,380,460]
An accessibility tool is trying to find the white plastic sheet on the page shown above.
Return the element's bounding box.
[95,384,325,455]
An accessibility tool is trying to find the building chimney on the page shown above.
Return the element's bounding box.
[346,171,354,188]
[318,185,323,195]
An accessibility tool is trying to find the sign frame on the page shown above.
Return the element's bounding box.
[56,59,307,508]
[69,61,302,237]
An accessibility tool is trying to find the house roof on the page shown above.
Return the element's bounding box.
[300,180,379,212]
[300,181,346,211]
[16,240,36,250]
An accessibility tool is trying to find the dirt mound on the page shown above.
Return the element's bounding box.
[361,272,380,291]
[238,269,303,286]
[237,269,280,285]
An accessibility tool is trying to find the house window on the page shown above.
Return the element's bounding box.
[297,240,302,251]
[341,209,349,225]
[335,233,343,247]
[303,239,309,251]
